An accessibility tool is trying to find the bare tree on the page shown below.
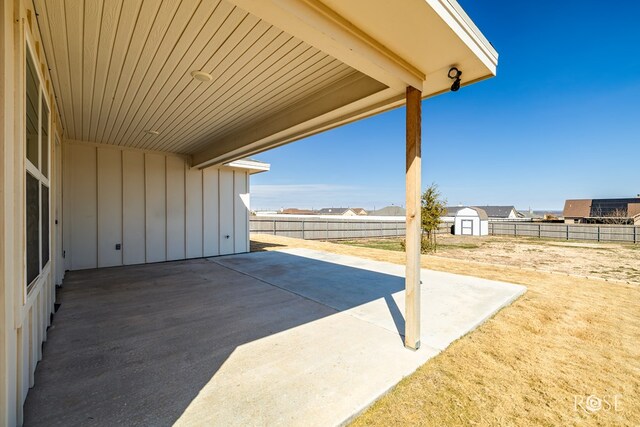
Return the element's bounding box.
[589,207,631,225]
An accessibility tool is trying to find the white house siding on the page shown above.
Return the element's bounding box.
[63,141,251,271]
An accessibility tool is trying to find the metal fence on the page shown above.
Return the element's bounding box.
[489,222,640,244]
[250,216,452,240]
[252,216,640,244]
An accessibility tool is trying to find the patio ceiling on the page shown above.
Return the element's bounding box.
[34,0,497,167]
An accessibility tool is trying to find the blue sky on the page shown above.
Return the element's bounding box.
[251,1,640,211]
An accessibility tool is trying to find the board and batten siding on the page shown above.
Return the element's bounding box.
[63,141,250,270]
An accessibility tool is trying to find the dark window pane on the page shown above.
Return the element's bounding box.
[26,173,39,285]
[41,103,49,177]
[26,52,39,167]
[41,184,49,267]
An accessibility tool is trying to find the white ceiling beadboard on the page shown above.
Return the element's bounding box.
[34,0,361,154]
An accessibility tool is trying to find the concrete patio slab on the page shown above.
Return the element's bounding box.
[213,248,526,351]
[24,250,525,427]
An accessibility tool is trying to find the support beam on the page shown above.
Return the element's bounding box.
[226,0,424,91]
[404,86,422,350]
[191,73,389,169]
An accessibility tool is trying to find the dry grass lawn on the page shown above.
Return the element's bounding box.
[251,234,640,426]
[336,234,640,284]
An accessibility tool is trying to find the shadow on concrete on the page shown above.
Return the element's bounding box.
[23,251,408,426]
[249,238,287,252]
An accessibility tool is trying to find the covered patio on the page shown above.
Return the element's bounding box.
[24,248,524,426]
[2,0,499,423]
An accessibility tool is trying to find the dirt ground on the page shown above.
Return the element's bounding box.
[338,234,640,284]
[251,234,640,426]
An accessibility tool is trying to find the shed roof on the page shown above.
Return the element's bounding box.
[454,207,488,220]
[446,205,516,218]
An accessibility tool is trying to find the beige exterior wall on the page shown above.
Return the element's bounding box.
[63,141,251,271]
[1,1,62,425]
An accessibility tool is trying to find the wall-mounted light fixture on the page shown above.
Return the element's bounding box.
[448,67,462,92]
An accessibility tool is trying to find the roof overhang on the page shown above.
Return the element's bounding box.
[34,0,497,169]
[193,0,498,168]
[224,158,271,174]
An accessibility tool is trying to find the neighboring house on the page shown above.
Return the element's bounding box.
[563,198,640,224]
[317,208,358,216]
[519,209,543,220]
[475,206,523,219]
[370,206,406,216]
[281,208,316,215]
[254,210,280,216]
[351,208,368,216]
[441,206,463,222]
[443,205,522,221]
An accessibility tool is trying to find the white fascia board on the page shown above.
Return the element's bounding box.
[430,0,498,73]
[224,159,271,174]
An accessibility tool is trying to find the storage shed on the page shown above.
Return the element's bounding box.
[454,207,489,236]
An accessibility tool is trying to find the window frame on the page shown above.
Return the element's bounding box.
[24,34,51,293]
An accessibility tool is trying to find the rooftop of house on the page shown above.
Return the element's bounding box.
[369,206,406,216]
[563,197,640,218]
[316,208,355,215]
[280,208,316,215]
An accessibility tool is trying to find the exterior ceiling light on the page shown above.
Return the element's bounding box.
[145,130,160,135]
[448,67,462,92]
[190,70,213,82]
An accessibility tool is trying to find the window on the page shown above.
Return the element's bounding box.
[25,46,50,290]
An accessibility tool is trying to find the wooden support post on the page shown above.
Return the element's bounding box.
[405,86,422,350]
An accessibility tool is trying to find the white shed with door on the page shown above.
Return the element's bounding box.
[454,207,489,236]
